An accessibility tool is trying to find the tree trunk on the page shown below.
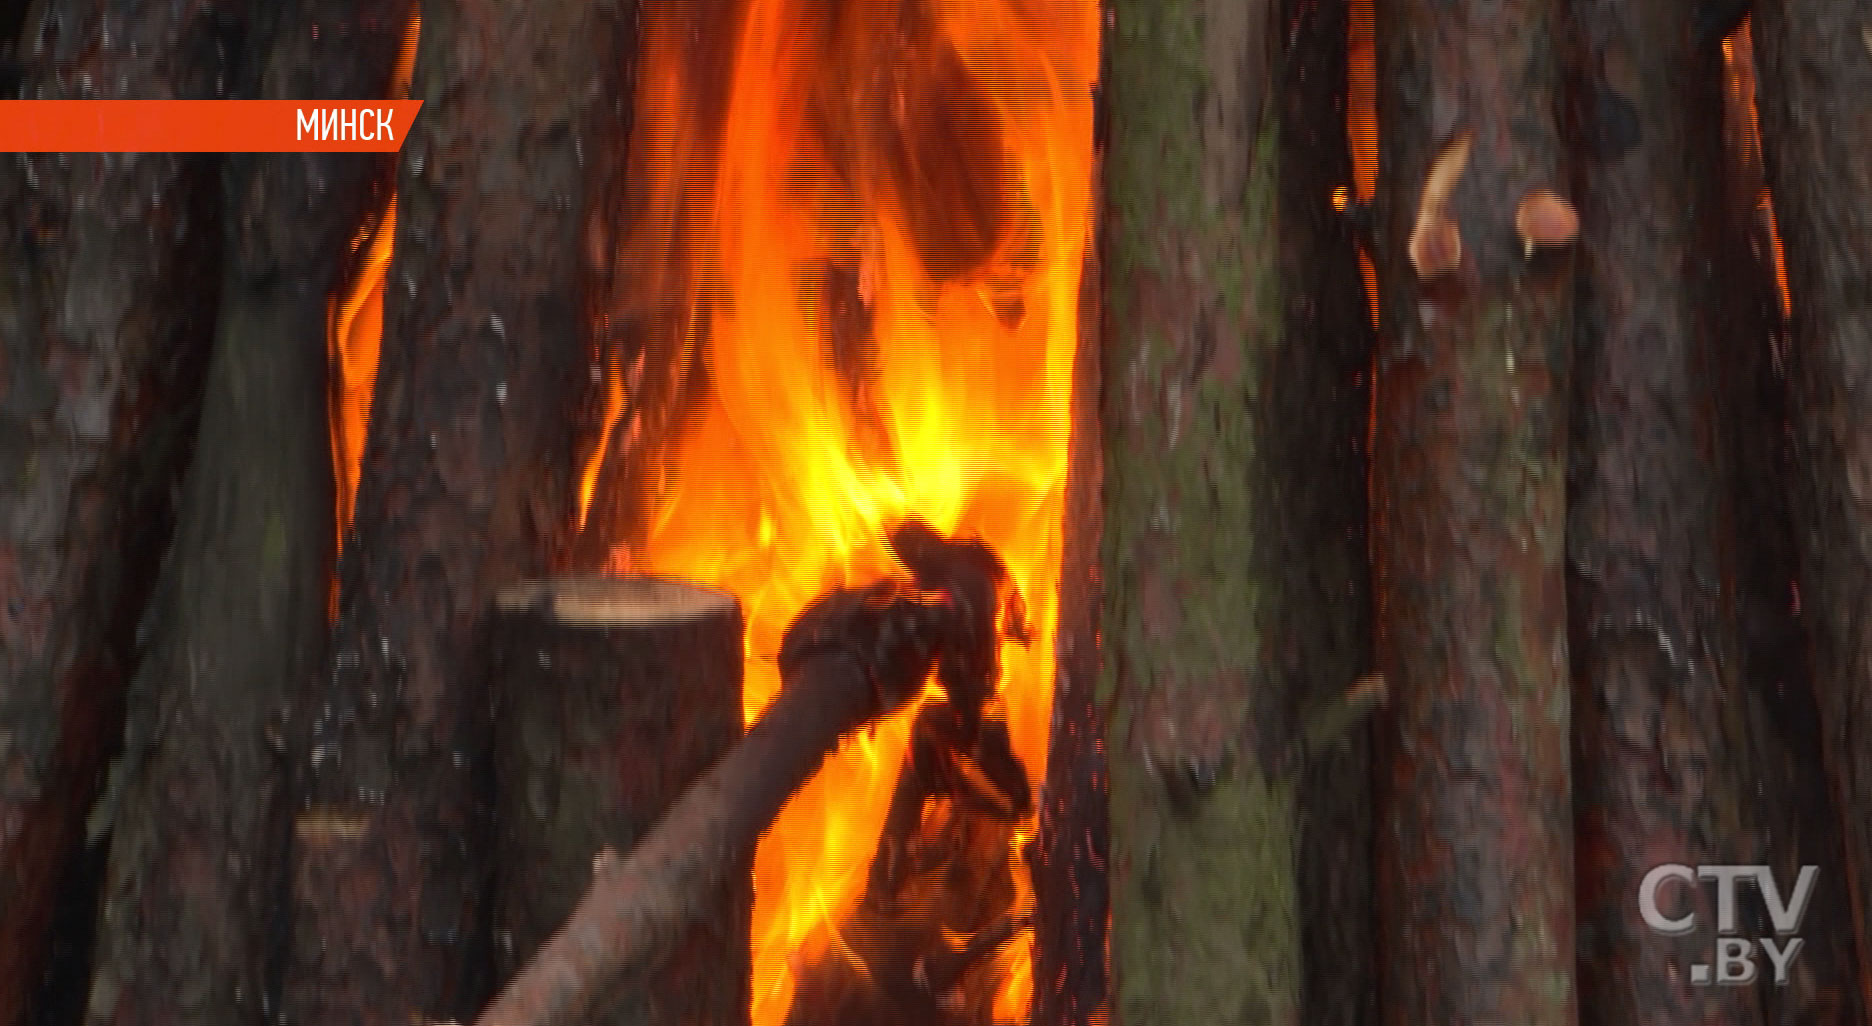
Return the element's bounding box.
[0,2,235,1021]
[1562,3,1765,1022]
[1030,242,1107,1026]
[1278,0,1379,1021]
[277,0,633,1019]
[489,577,749,1026]
[1714,23,1867,1025]
[1370,0,1577,1019]
[1098,0,1373,1018]
[475,646,888,1026]
[1749,0,1872,1015]
[74,4,412,1025]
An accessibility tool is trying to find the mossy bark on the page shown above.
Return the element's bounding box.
[1750,0,1872,1014]
[1370,0,1576,1018]
[77,4,413,1026]
[1099,0,1372,1019]
[276,0,633,1021]
[1563,2,1765,1023]
[0,1,234,1021]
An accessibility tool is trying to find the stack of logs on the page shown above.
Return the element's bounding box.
[1,0,1870,1023]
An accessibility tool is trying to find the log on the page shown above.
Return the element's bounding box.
[1714,23,1866,1025]
[0,1,236,1021]
[475,649,878,1026]
[1277,0,1380,1021]
[1029,243,1107,1025]
[1097,0,1376,1018]
[1562,3,1765,1023]
[1370,0,1577,1017]
[479,524,1015,1026]
[277,0,634,1019]
[489,577,749,1026]
[77,5,413,1025]
[1749,0,1872,1014]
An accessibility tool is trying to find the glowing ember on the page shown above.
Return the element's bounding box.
[592,0,1097,1019]
[1722,18,1793,320]
[328,14,422,544]
[1346,0,1378,325]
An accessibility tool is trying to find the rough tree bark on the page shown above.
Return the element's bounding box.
[0,2,234,1022]
[278,0,633,1020]
[1030,241,1107,1026]
[1562,2,1765,1022]
[1714,23,1866,1025]
[490,578,749,1026]
[1097,0,1374,1018]
[1749,0,1872,1015]
[74,4,413,1026]
[1278,0,1379,1020]
[1370,0,1577,1019]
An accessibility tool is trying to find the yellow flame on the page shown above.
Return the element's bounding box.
[606,0,1097,1019]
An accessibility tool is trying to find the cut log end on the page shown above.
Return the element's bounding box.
[495,575,739,626]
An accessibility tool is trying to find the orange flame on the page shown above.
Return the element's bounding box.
[1346,0,1378,326]
[329,14,421,544]
[1723,18,1793,320]
[599,0,1097,1019]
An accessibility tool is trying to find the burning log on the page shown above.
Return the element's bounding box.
[489,577,750,1026]
[783,698,1032,1026]
[1095,0,1378,1017]
[1562,3,1766,1024]
[80,3,416,1025]
[276,0,634,1020]
[1370,0,1577,1018]
[1714,25,1866,1025]
[476,522,1020,1026]
[1750,0,1872,1013]
[0,0,236,1020]
[1029,239,1107,1026]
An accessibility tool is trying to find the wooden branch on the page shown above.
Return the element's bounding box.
[490,577,750,1026]
[474,648,884,1026]
[1371,0,1577,1012]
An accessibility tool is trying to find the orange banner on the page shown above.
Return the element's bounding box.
[0,101,424,152]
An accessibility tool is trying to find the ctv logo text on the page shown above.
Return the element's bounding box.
[1639,864,1818,986]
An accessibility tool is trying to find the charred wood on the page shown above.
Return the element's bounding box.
[1278,0,1380,1020]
